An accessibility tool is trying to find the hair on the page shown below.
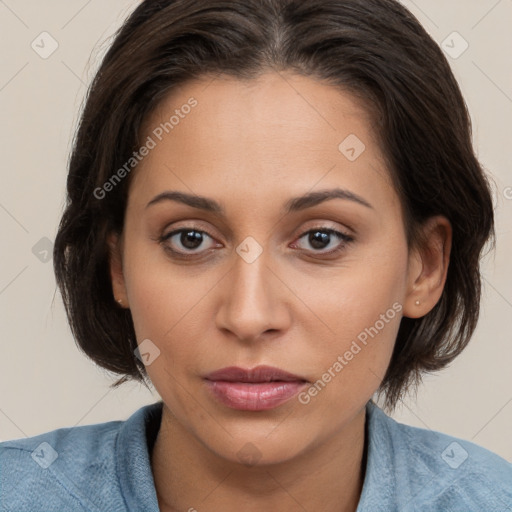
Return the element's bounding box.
[53,0,495,411]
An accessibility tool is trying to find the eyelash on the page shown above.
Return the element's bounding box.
[158,225,354,260]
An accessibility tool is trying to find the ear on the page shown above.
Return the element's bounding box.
[107,232,129,308]
[403,216,452,318]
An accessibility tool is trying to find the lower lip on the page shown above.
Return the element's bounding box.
[205,380,307,411]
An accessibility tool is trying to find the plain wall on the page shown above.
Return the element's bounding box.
[0,0,510,461]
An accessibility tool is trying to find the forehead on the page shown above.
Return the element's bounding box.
[142,71,375,154]
[130,72,396,215]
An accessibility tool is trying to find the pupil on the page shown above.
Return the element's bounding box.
[310,231,329,249]
[181,230,203,249]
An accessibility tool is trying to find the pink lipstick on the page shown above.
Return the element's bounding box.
[204,365,308,411]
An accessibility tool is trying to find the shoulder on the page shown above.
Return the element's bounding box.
[397,418,512,509]
[0,419,124,512]
[365,402,512,510]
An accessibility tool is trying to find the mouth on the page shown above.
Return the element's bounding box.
[204,365,309,411]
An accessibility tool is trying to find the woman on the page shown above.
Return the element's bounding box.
[1,0,510,510]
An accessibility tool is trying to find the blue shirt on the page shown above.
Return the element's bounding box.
[1,400,511,511]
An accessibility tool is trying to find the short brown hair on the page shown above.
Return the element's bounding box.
[53,0,495,410]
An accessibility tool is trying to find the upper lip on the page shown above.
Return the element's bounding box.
[204,365,308,383]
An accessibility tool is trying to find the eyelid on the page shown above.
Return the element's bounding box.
[295,220,352,237]
[295,227,352,242]
[161,220,218,240]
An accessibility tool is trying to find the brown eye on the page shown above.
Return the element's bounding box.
[293,228,353,256]
[160,228,217,256]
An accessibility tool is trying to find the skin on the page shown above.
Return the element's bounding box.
[109,72,451,511]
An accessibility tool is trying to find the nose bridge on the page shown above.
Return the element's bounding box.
[216,244,289,340]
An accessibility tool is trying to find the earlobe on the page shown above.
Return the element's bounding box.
[107,232,129,308]
[403,216,452,318]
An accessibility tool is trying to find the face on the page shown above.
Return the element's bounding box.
[110,72,427,465]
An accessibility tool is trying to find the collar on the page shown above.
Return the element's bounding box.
[116,401,162,511]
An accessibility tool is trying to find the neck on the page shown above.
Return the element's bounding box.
[151,404,367,512]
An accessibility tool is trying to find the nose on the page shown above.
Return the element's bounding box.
[215,251,291,343]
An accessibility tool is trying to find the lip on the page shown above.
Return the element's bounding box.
[204,365,308,411]
[205,365,307,383]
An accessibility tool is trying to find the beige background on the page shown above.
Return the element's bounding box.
[0,0,511,461]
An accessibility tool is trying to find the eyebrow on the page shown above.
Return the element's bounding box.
[145,187,373,214]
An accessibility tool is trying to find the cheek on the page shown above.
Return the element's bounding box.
[123,259,209,402]
[121,239,221,368]
[290,248,407,400]
[294,247,406,337]
[124,270,171,342]
[121,230,188,337]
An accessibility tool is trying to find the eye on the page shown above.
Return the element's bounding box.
[158,225,354,260]
[160,228,218,256]
[292,227,353,256]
